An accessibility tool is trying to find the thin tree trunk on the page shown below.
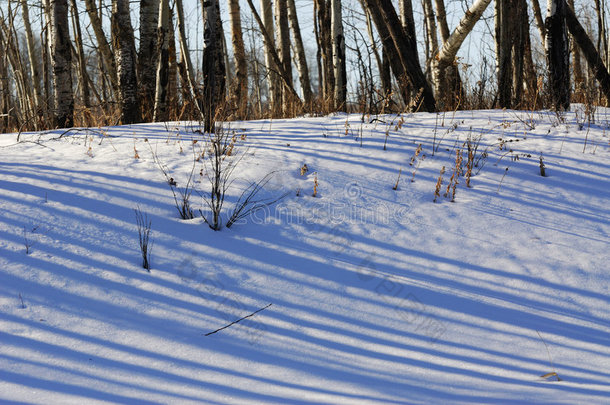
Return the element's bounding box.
[532,0,546,47]
[259,0,280,111]
[433,0,450,42]
[50,0,74,127]
[167,6,178,116]
[138,0,159,117]
[287,0,313,107]
[112,0,140,124]
[176,0,199,112]
[20,0,42,120]
[0,21,12,130]
[423,0,439,88]
[228,0,248,115]
[566,0,583,97]
[545,0,570,110]
[153,0,170,121]
[566,1,610,103]
[70,0,91,114]
[331,0,346,110]
[245,0,302,105]
[358,2,389,102]
[83,0,118,94]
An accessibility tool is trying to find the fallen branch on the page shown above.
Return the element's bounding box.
[205,303,272,336]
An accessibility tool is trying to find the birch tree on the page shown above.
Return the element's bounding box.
[20,0,42,119]
[331,0,346,110]
[201,0,226,131]
[139,0,159,113]
[153,0,170,121]
[315,0,334,104]
[275,0,292,112]
[435,0,491,107]
[287,0,312,107]
[70,0,91,112]
[112,0,140,124]
[259,0,280,110]
[83,0,118,94]
[228,0,248,114]
[49,0,73,128]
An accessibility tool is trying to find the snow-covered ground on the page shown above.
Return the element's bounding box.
[1,108,609,404]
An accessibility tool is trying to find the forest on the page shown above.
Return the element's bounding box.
[0,0,608,133]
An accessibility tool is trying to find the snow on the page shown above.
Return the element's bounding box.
[1,108,609,404]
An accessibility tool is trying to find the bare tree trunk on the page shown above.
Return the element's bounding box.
[139,0,159,118]
[1,7,32,126]
[358,2,390,102]
[423,0,439,88]
[167,6,178,117]
[287,0,313,107]
[437,0,491,69]
[532,0,546,47]
[41,0,53,120]
[566,0,583,98]
[0,23,12,131]
[364,0,436,112]
[83,0,118,94]
[227,0,248,115]
[20,0,42,121]
[359,2,409,105]
[201,0,226,132]
[259,0,280,111]
[275,0,293,113]
[153,0,170,121]
[245,0,302,106]
[70,0,91,116]
[112,0,140,124]
[566,1,610,103]
[545,0,570,110]
[495,0,512,108]
[315,0,334,104]
[176,0,199,112]
[433,0,464,108]
[50,0,74,127]
[331,0,346,110]
[594,0,608,68]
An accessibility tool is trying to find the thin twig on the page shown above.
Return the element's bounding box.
[205,303,272,336]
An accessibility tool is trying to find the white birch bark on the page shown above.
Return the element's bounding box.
[50,0,74,127]
[331,0,346,109]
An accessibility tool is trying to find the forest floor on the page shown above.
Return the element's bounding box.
[1,108,609,404]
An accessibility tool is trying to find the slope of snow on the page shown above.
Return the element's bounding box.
[1,108,609,404]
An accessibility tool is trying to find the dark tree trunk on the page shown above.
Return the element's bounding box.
[496,0,527,108]
[201,0,226,132]
[139,0,159,118]
[364,0,436,112]
[50,0,74,127]
[565,1,610,103]
[545,0,570,110]
[112,0,140,124]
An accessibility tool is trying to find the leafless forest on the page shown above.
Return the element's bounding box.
[0,0,608,133]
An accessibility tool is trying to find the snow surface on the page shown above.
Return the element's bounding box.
[0,108,609,404]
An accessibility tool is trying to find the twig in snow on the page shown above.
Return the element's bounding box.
[205,303,272,336]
